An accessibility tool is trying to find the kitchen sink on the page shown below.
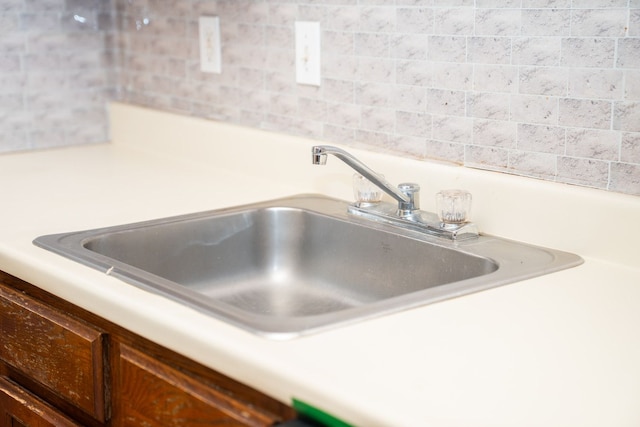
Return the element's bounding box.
[34,195,582,339]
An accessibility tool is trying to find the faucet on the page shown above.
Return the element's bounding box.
[311,145,420,217]
[311,145,479,240]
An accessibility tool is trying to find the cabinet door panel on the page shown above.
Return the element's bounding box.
[118,344,278,427]
[0,283,106,422]
[0,376,82,427]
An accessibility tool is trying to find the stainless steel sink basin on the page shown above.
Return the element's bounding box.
[34,195,582,339]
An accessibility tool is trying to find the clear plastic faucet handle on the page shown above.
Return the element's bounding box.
[436,189,472,224]
[353,173,383,204]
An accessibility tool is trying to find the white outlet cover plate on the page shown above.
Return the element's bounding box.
[295,21,321,86]
[199,16,221,74]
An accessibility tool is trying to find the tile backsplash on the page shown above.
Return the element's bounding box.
[2,1,639,196]
[0,0,116,152]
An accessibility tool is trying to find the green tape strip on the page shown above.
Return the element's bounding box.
[292,398,354,427]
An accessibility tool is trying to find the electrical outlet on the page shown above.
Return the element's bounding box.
[199,16,221,74]
[295,21,321,86]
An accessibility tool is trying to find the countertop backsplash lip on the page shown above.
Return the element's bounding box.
[108,102,640,268]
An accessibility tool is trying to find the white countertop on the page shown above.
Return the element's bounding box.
[1,103,639,427]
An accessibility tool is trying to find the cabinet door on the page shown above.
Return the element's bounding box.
[0,283,106,422]
[117,344,279,427]
[0,377,82,427]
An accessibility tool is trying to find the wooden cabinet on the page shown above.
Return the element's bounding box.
[0,377,82,427]
[0,283,106,422]
[117,344,280,426]
[0,271,296,426]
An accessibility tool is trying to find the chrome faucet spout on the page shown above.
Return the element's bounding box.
[311,145,411,206]
[312,149,327,166]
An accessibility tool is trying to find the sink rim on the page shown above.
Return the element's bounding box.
[33,194,583,340]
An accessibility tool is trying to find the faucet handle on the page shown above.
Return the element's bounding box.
[436,189,472,224]
[397,183,420,215]
[353,174,384,205]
